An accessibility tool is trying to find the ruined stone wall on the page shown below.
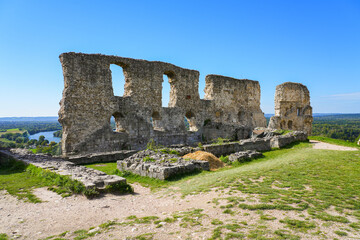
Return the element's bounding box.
[59,52,267,157]
[268,82,313,134]
[204,75,267,128]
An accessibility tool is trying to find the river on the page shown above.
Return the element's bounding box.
[29,130,61,143]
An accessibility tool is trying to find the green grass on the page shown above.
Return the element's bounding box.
[0,157,92,202]
[308,136,360,149]
[0,233,10,240]
[0,156,132,202]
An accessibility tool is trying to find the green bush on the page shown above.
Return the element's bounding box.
[219,155,230,164]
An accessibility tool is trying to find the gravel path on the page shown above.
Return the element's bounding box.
[310,140,359,151]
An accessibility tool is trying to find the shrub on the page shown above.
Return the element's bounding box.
[219,155,230,164]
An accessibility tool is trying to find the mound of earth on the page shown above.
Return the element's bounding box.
[183,151,224,170]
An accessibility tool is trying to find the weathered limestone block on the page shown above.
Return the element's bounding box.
[270,131,308,148]
[239,138,272,152]
[59,53,267,158]
[228,150,263,162]
[268,82,313,134]
[202,142,241,157]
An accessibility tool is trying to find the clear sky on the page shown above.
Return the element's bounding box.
[0,0,359,117]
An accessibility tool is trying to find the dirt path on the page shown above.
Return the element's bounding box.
[309,140,359,151]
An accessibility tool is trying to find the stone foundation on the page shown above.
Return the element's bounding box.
[117,150,209,180]
[1,149,126,190]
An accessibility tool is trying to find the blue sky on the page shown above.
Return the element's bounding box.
[0,0,359,117]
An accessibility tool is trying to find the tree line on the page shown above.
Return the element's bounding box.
[0,121,61,135]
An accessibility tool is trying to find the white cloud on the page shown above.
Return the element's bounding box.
[322,92,360,100]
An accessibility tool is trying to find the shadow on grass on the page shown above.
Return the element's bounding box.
[0,155,27,175]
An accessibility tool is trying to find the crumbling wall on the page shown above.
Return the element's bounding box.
[59,53,267,157]
[268,82,313,134]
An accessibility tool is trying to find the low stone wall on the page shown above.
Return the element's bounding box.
[202,131,307,157]
[270,131,308,148]
[117,150,209,180]
[1,149,126,190]
[67,150,137,164]
[228,150,263,163]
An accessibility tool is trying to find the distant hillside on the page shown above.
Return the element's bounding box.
[0,117,59,122]
[313,113,360,120]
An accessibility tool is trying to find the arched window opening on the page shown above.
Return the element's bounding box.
[151,111,163,130]
[110,64,125,97]
[280,120,286,129]
[238,111,245,123]
[112,112,126,132]
[162,73,173,107]
[152,111,161,120]
[185,111,197,131]
[288,120,293,130]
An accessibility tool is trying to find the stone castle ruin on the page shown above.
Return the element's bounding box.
[268,82,313,134]
[59,53,312,158]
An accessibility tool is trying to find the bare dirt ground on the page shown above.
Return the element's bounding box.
[1,185,356,239]
[309,140,359,151]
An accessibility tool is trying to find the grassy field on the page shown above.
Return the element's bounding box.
[84,142,360,238]
[0,128,26,145]
[1,140,360,239]
[0,157,101,202]
[0,128,25,137]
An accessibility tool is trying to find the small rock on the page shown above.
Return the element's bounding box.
[88,227,100,234]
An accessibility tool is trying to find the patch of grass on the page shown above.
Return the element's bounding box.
[99,220,118,229]
[212,137,230,145]
[309,211,349,223]
[279,218,316,232]
[349,222,360,229]
[219,155,231,164]
[274,229,300,240]
[334,230,348,236]
[223,209,235,215]
[73,229,88,240]
[0,128,24,136]
[173,209,206,228]
[160,148,180,155]
[209,223,243,240]
[260,214,276,221]
[0,233,10,240]
[121,215,160,226]
[308,136,360,149]
[142,156,155,162]
[211,219,223,225]
[132,233,155,240]
[275,129,293,135]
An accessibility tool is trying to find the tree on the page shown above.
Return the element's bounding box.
[38,135,45,143]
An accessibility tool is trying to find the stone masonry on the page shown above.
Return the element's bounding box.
[268,82,313,134]
[0,149,126,190]
[59,53,267,158]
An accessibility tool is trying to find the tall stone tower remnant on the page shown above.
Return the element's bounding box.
[268,82,313,134]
